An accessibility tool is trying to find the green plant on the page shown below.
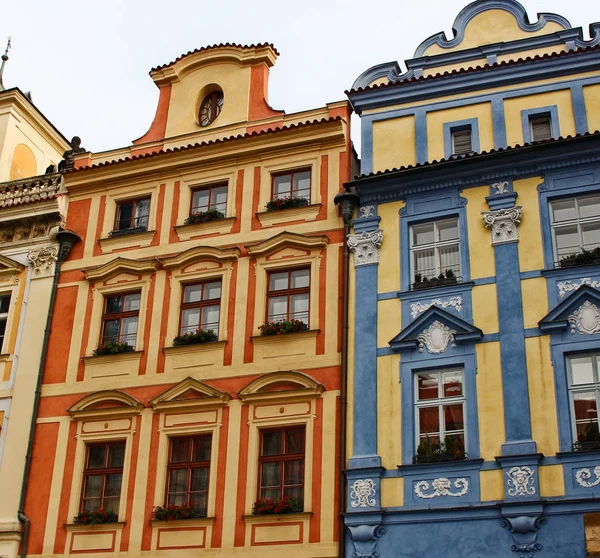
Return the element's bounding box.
[151,504,203,521]
[559,247,600,268]
[173,329,218,346]
[252,495,302,515]
[93,342,134,356]
[265,197,309,211]
[184,209,225,225]
[258,319,308,336]
[74,509,118,525]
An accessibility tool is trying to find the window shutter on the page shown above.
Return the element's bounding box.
[451,129,472,155]
[530,117,552,142]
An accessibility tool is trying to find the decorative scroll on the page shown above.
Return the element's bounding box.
[28,245,59,278]
[417,320,456,353]
[575,465,600,488]
[492,181,509,194]
[414,477,468,499]
[410,296,463,319]
[557,277,600,297]
[568,300,600,335]
[350,479,377,508]
[506,466,536,497]
[348,229,383,267]
[482,206,522,245]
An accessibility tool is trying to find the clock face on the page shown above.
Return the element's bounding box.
[200,91,224,127]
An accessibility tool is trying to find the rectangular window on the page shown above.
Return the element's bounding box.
[190,183,227,216]
[266,268,310,323]
[411,218,460,283]
[81,441,125,514]
[272,170,311,202]
[258,426,305,508]
[415,369,465,463]
[180,280,221,337]
[0,294,10,352]
[101,292,141,346]
[166,435,211,516]
[568,354,600,451]
[451,128,472,155]
[114,197,150,231]
[529,115,552,142]
[550,194,600,262]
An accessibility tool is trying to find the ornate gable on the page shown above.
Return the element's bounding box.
[161,245,241,270]
[150,377,231,412]
[245,231,328,258]
[83,257,160,282]
[239,371,324,403]
[68,390,143,420]
[389,306,482,353]
[539,284,600,335]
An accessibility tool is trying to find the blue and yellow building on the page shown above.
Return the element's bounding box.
[343,1,600,556]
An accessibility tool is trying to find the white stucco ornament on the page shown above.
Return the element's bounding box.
[506,466,536,497]
[492,181,509,194]
[575,466,600,488]
[350,479,377,508]
[482,206,522,245]
[410,296,463,319]
[359,205,375,218]
[557,278,600,298]
[28,245,59,277]
[347,229,383,267]
[417,320,457,353]
[414,477,469,499]
[568,300,600,335]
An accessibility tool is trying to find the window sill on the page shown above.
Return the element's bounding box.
[64,522,126,532]
[256,203,321,228]
[99,229,155,253]
[250,329,319,343]
[397,458,483,475]
[242,512,312,524]
[150,517,215,528]
[82,350,143,380]
[162,341,226,374]
[542,263,600,276]
[83,350,143,364]
[174,217,235,241]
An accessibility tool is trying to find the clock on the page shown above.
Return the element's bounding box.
[199,91,224,127]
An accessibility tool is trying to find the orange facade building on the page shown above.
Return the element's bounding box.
[23,44,352,558]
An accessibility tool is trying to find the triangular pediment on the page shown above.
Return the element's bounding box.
[83,257,160,282]
[389,306,482,353]
[245,231,328,257]
[539,284,600,334]
[150,377,231,411]
[0,254,24,280]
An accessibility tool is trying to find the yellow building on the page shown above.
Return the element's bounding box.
[23,44,352,558]
[0,46,77,558]
[341,1,600,556]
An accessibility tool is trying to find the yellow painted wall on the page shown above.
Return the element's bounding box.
[505,90,576,146]
[521,278,548,329]
[516,177,545,272]
[539,465,565,497]
[426,103,493,162]
[8,143,37,180]
[584,83,600,133]
[378,201,403,293]
[372,116,416,172]
[463,185,496,279]
[472,284,499,333]
[480,469,504,501]
[377,354,401,469]
[381,477,403,507]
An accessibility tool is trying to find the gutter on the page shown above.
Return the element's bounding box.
[18,230,81,558]
[334,191,359,558]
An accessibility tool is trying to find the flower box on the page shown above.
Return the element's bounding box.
[93,342,135,356]
[151,505,205,521]
[172,329,218,346]
[252,496,302,516]
[559,248,600,268]
[184,209,225,225]
[265,197,309,212]
[258,319,308,336]
[108,225,148,238]
[412,269,458,291]
[74,509,119,525]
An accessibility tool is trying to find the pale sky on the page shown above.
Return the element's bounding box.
[2,0,599,155]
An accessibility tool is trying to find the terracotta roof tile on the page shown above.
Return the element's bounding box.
[67,117,343,174]
[346,44,600,95]
[151,43,279,72]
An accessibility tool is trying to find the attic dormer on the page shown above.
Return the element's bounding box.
[134,43,284,146]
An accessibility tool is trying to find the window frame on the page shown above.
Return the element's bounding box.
[199,91,224,127]
[567,352,600,448]
[443,118,480,159]
[265,267,311,324]
[165,434,212,515]
[100,291,141,347]
[0,293,11,354]
[80,441,126,514]
[113,197,151,232]
[179,279,222,337]
[521,106,559,144]
[189,183,228,216]
[270,169,312,203]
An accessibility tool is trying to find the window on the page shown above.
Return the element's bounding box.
[550,195,600,262]
[258,427,305,508]
[81,441,125,514]
[199,91,224,127]
[114,198,150,232]
[101,292,141,346]
[451,128,472,155]
[266,268,309,323]
[415,369,465,463]
[166,435,211,515]
[190,184,227,216]
[0,294,10,351]
[180,281,221,336]
[568,354,600,450]
[272,170,311,202]
[411,218,460,282]
[529,114,552,142]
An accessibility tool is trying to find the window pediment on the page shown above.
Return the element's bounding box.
[239,371,324,403]
[161,245,241,270]
[83,257,160,282]
[245,232,328,258]
[69,390,143,420]
[539,284,600,334]
[150,377,231,412]
[0,254,24,281]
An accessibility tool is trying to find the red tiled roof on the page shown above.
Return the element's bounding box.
[151,43,279,72]
[354,130,600,180]
[346,44,600,95]
[67,117,343,174]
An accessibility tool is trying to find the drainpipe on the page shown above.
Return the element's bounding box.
[18,229,81,558]
[334,191,359,558]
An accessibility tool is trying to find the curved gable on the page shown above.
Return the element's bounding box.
[161,245,241,270]
[245,231,329,258]
[83,257,160,282]
[239,371,324,402]
[68,390,143,419]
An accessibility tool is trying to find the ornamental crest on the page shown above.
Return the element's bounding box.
[568,300,600,335]
[28,245,59,277]
[575,465,600,488]
[350,479,377,508]
[414,477,468,499]
[482,206,522,245]
[358,205,375,218]
[347,229,383,267]
[417,320,456,353]
[410,296,463,319]
[506,466,536,497]
[557,277,600,297]
[492,181,509,194]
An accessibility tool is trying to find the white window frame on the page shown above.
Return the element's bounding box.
[410,218,461,282]
[0,292,12,354]
[567,353,600,447]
